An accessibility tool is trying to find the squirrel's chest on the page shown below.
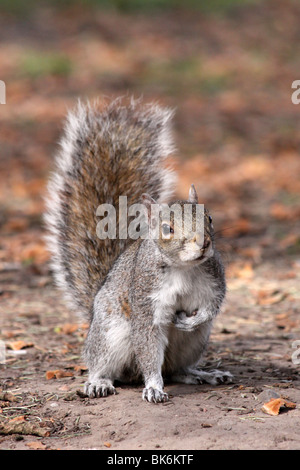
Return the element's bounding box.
[152,266,217,318]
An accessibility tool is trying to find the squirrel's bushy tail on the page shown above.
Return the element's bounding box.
[44,98,176,321]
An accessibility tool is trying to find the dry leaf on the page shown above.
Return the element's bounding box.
[20,241,49,264]
[237,246,262,262]
[237,262,254,279]
[6,340,34,350]
[55,370,74,379]
[103,442,112,448]
[275,311,296,331]
[279,233,299,249]
[56,323,89,335]
[45,371,56,380]
[0,392,19,402]
[46,369,74,380]
[9,416,26,423]
[227,262,254,280]
[257,289,285,306]
[3,218,29,233]
[1,329,25,339]
[73,365,88,374]
[262,398,296,416]
[58,384,70,391]
[26,441,46,450]
[270,203,295,221]
[221,218,251,237]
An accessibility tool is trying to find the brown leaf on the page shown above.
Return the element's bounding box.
[6,340,34,350]
[221,218,251,237]
[262,398,296,416]
[58,384,70,391]
[46,369,74,380]
[103,442,112,448]
[9,416,26,423]
[73,365,88,374]
[275,311,296,331]
[56,323,89,335]
[1,329,25,339]
[20,241,49,264]
[234,262,254,280]
[0,392,19,402]
[3,218,29,233]
[26,441,46,450]
[237,246,262,262]
[227,261,255,280]
[45,371,56,380]
[270,203,296,221]
[256,289,285,306]
[279,233,299,249]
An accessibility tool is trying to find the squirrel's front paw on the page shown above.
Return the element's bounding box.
[84,379,116,398]
[142,387,169,403]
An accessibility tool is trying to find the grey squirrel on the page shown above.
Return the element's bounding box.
[45,98,232,403]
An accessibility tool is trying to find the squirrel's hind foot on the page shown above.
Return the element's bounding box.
[172,368,233,386]
[84,378,117,398]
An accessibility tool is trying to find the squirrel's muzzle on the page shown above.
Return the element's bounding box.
[193,233,210,250]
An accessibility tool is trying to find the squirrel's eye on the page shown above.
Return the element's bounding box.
[162,223,174,236]
[208,215,212,224]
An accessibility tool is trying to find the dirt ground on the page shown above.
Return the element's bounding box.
[1,0,300,450]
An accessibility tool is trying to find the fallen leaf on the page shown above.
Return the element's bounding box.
[227,261,255,280]
[1,329,25,339]
[279,233,299,249]
[6,340,34,350]
[221,218,251,237]
[256,289,285,306]
[238,262,254,279]
[55,370,74,379]
[3,218,29,233]
[237,246,262,262]
[46,370,74,380]
[270,203,297,221]
[73,365,88,374]
[0,392,19,402]
[45,371,56,380]
[103,442,112,448]
[58,384,70,391]
[20,241,49,264]
[262,398,296,416]
[26,441,46,450]
[55,323,89,335]
[9,416,26,423]
[274,311,297,331]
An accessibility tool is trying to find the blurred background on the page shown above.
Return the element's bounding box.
[0,0,300,285]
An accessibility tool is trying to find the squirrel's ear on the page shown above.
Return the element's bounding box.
[188,184,198,204]
[141,193,157,214]
[141,193,158,224]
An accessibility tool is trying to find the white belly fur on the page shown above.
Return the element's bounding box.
[151,265,219,373]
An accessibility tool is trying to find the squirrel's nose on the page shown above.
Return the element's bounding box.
[193,234,210,249]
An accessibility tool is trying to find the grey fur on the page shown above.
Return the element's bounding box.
[45,99,231,403]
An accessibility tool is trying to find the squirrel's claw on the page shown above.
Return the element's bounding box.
[84,380,117,398]
[142,387,169,404]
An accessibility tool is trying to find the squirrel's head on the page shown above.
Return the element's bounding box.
[142,185,215,266]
